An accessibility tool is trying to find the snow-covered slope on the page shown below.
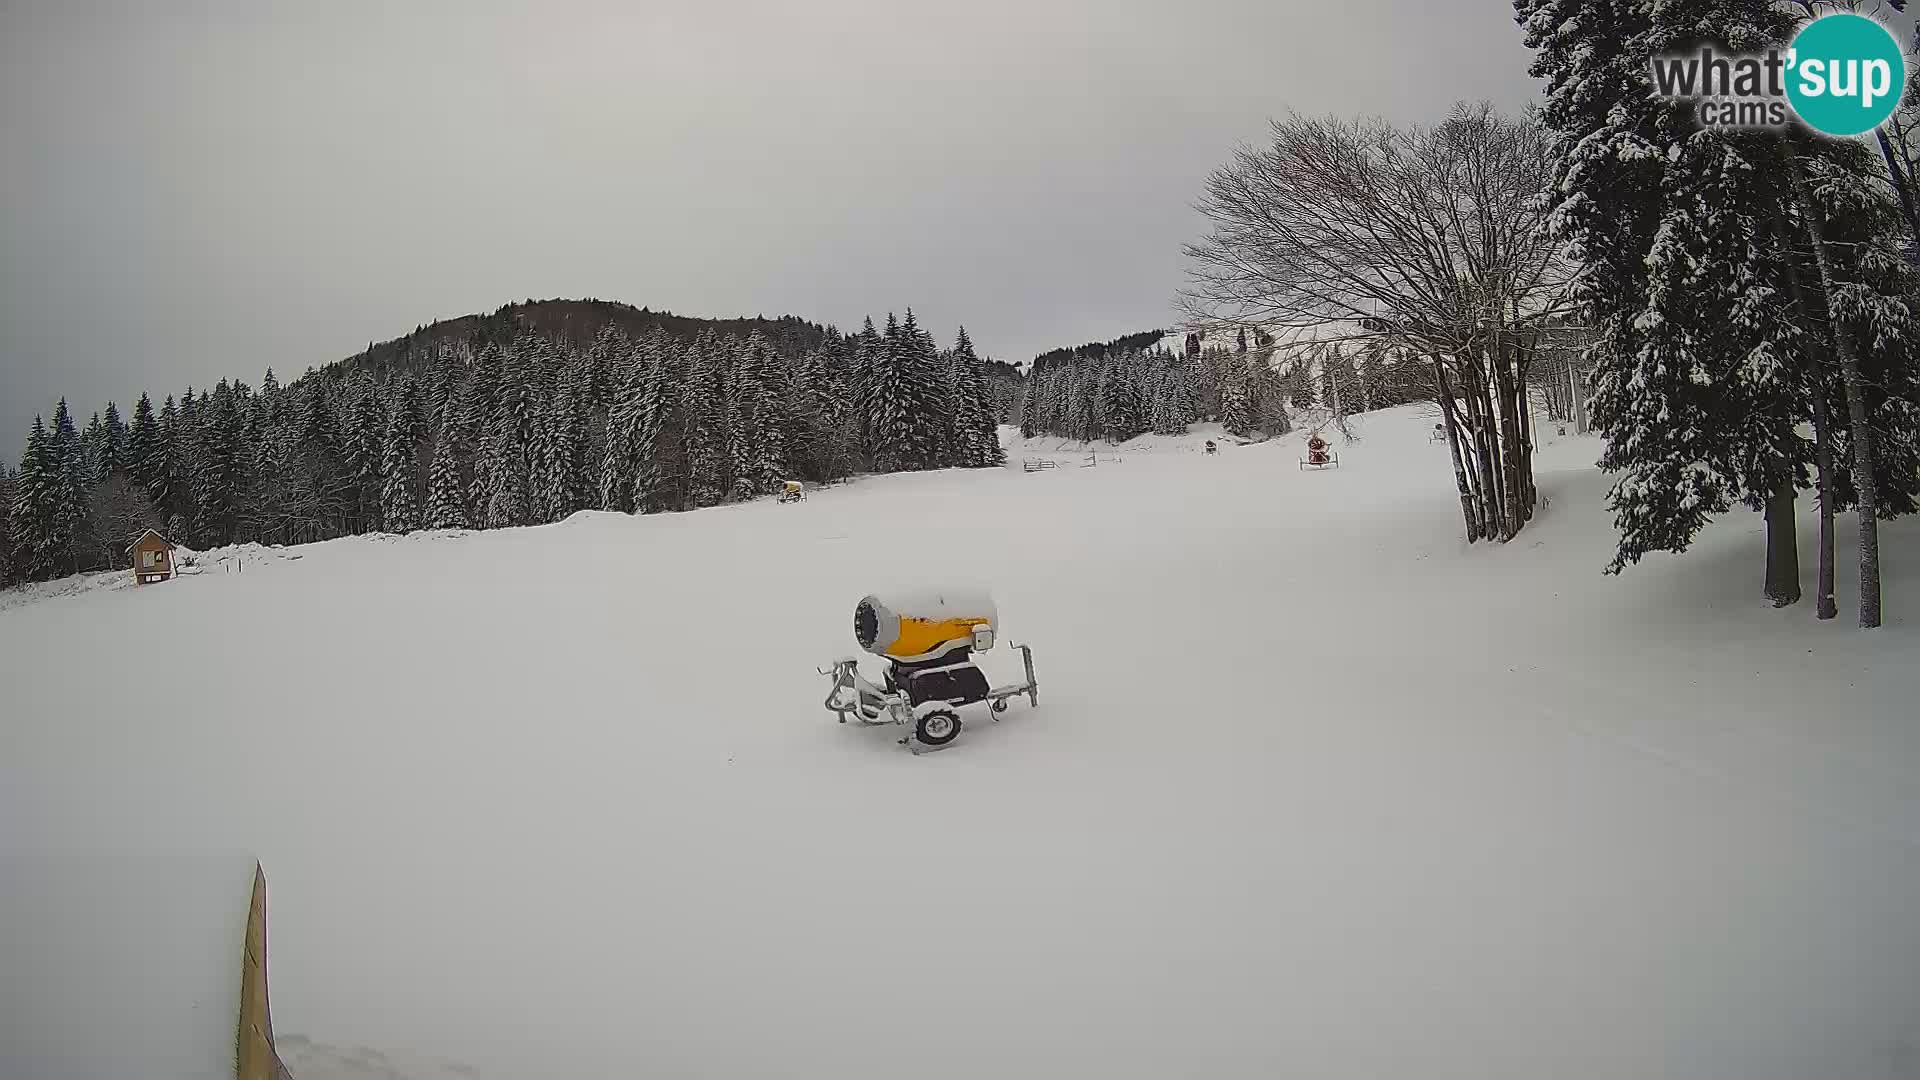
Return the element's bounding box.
[0,855,260,1080]
[4,406,1918,1080]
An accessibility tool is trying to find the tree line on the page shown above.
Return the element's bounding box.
[1,309,1008,585]
[1015,329,1435,445]
[1030,329,1167,370]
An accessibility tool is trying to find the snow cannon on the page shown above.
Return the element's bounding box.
[1300,433,1339,470]
[821,588,1039,754]
[854,588,998,663]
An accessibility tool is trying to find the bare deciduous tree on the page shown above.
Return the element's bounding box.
[1181,102,1571,542]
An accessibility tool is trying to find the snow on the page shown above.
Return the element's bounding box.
[5,405,1920,1080]
[0,541,306,613]
[0,564,138,611]
[863,587,997,626]
[0,854,258,1080]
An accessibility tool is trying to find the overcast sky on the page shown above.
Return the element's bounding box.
[0,0,1539,452]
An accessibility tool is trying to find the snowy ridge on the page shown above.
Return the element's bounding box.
[177,541,309,574]
[0,541,312,612]
[0,565,137,611]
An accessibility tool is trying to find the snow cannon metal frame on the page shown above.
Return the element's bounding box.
[1300,433,1339,470]
[819,589,1039,754]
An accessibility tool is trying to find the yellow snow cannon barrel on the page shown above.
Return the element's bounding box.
[854,589,998,662]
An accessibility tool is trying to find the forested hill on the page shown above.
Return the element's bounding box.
[1030,329,1166,371]
[1,302,1015,588]
[333,298,835,380]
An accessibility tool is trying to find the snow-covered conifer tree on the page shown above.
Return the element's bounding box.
[1523,0,1821,594]
[740,332,789,492]
[529,396,566,522]
[380,414,421,533]
[599,357,639,514]
[1220,360,1254,437]
[0,465,13,586]
[948,327,1002,466]
[865,314,915,472]
[681,332,726,508]
[479,412,527,529]
[889,310,947,469]
[424,429,469,530]
[627,336,673,512]
[44,401,88,572]
[128,394,160,493]
[9,418,59,580]
[81,413,107,487]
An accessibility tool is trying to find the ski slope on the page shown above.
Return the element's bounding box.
[0,855,263,1080]
[5,406,1919,1080]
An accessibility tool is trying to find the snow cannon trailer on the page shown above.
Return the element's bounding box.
[820,589,1039,754]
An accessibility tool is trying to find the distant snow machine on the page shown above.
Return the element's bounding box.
[777,479,807,503]
[819,589,1038,754]
[1204,440,1218,455]
[1300,433,1339,470]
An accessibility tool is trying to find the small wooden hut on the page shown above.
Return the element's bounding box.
[128,529,176,584]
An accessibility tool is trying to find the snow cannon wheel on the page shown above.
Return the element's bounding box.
[915,708,962,746]
[991,698,1008,714]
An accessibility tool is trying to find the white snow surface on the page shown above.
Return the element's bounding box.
[0,540,307,613]
[0,854,258,1080]
[5,406,1920,1080]
[863,586,998,626]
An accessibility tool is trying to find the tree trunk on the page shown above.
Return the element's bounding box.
[1505,337,1537,528]
[1434,360,1482,543]
[1810,384,1839,621]
[1875,127,1920,256]
[1515,371,1536,522]
[1569,360,1589,435]
[1781,249,1839,622]
[1469,362,1508,539]
[1764,478,1802,607]
[1484,400,1508,537]
[1498,356,1526,537]
[1788,145,1884,628]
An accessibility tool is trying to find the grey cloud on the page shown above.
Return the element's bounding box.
[2,0,1539,450]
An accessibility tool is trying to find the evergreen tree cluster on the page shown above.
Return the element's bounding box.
[3,308,1004,587]
[1017,337,1434,444]
[1520,0,1920,624]
[1020,346,1215,442]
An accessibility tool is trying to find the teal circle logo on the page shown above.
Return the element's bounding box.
[1786,14,1905,137]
